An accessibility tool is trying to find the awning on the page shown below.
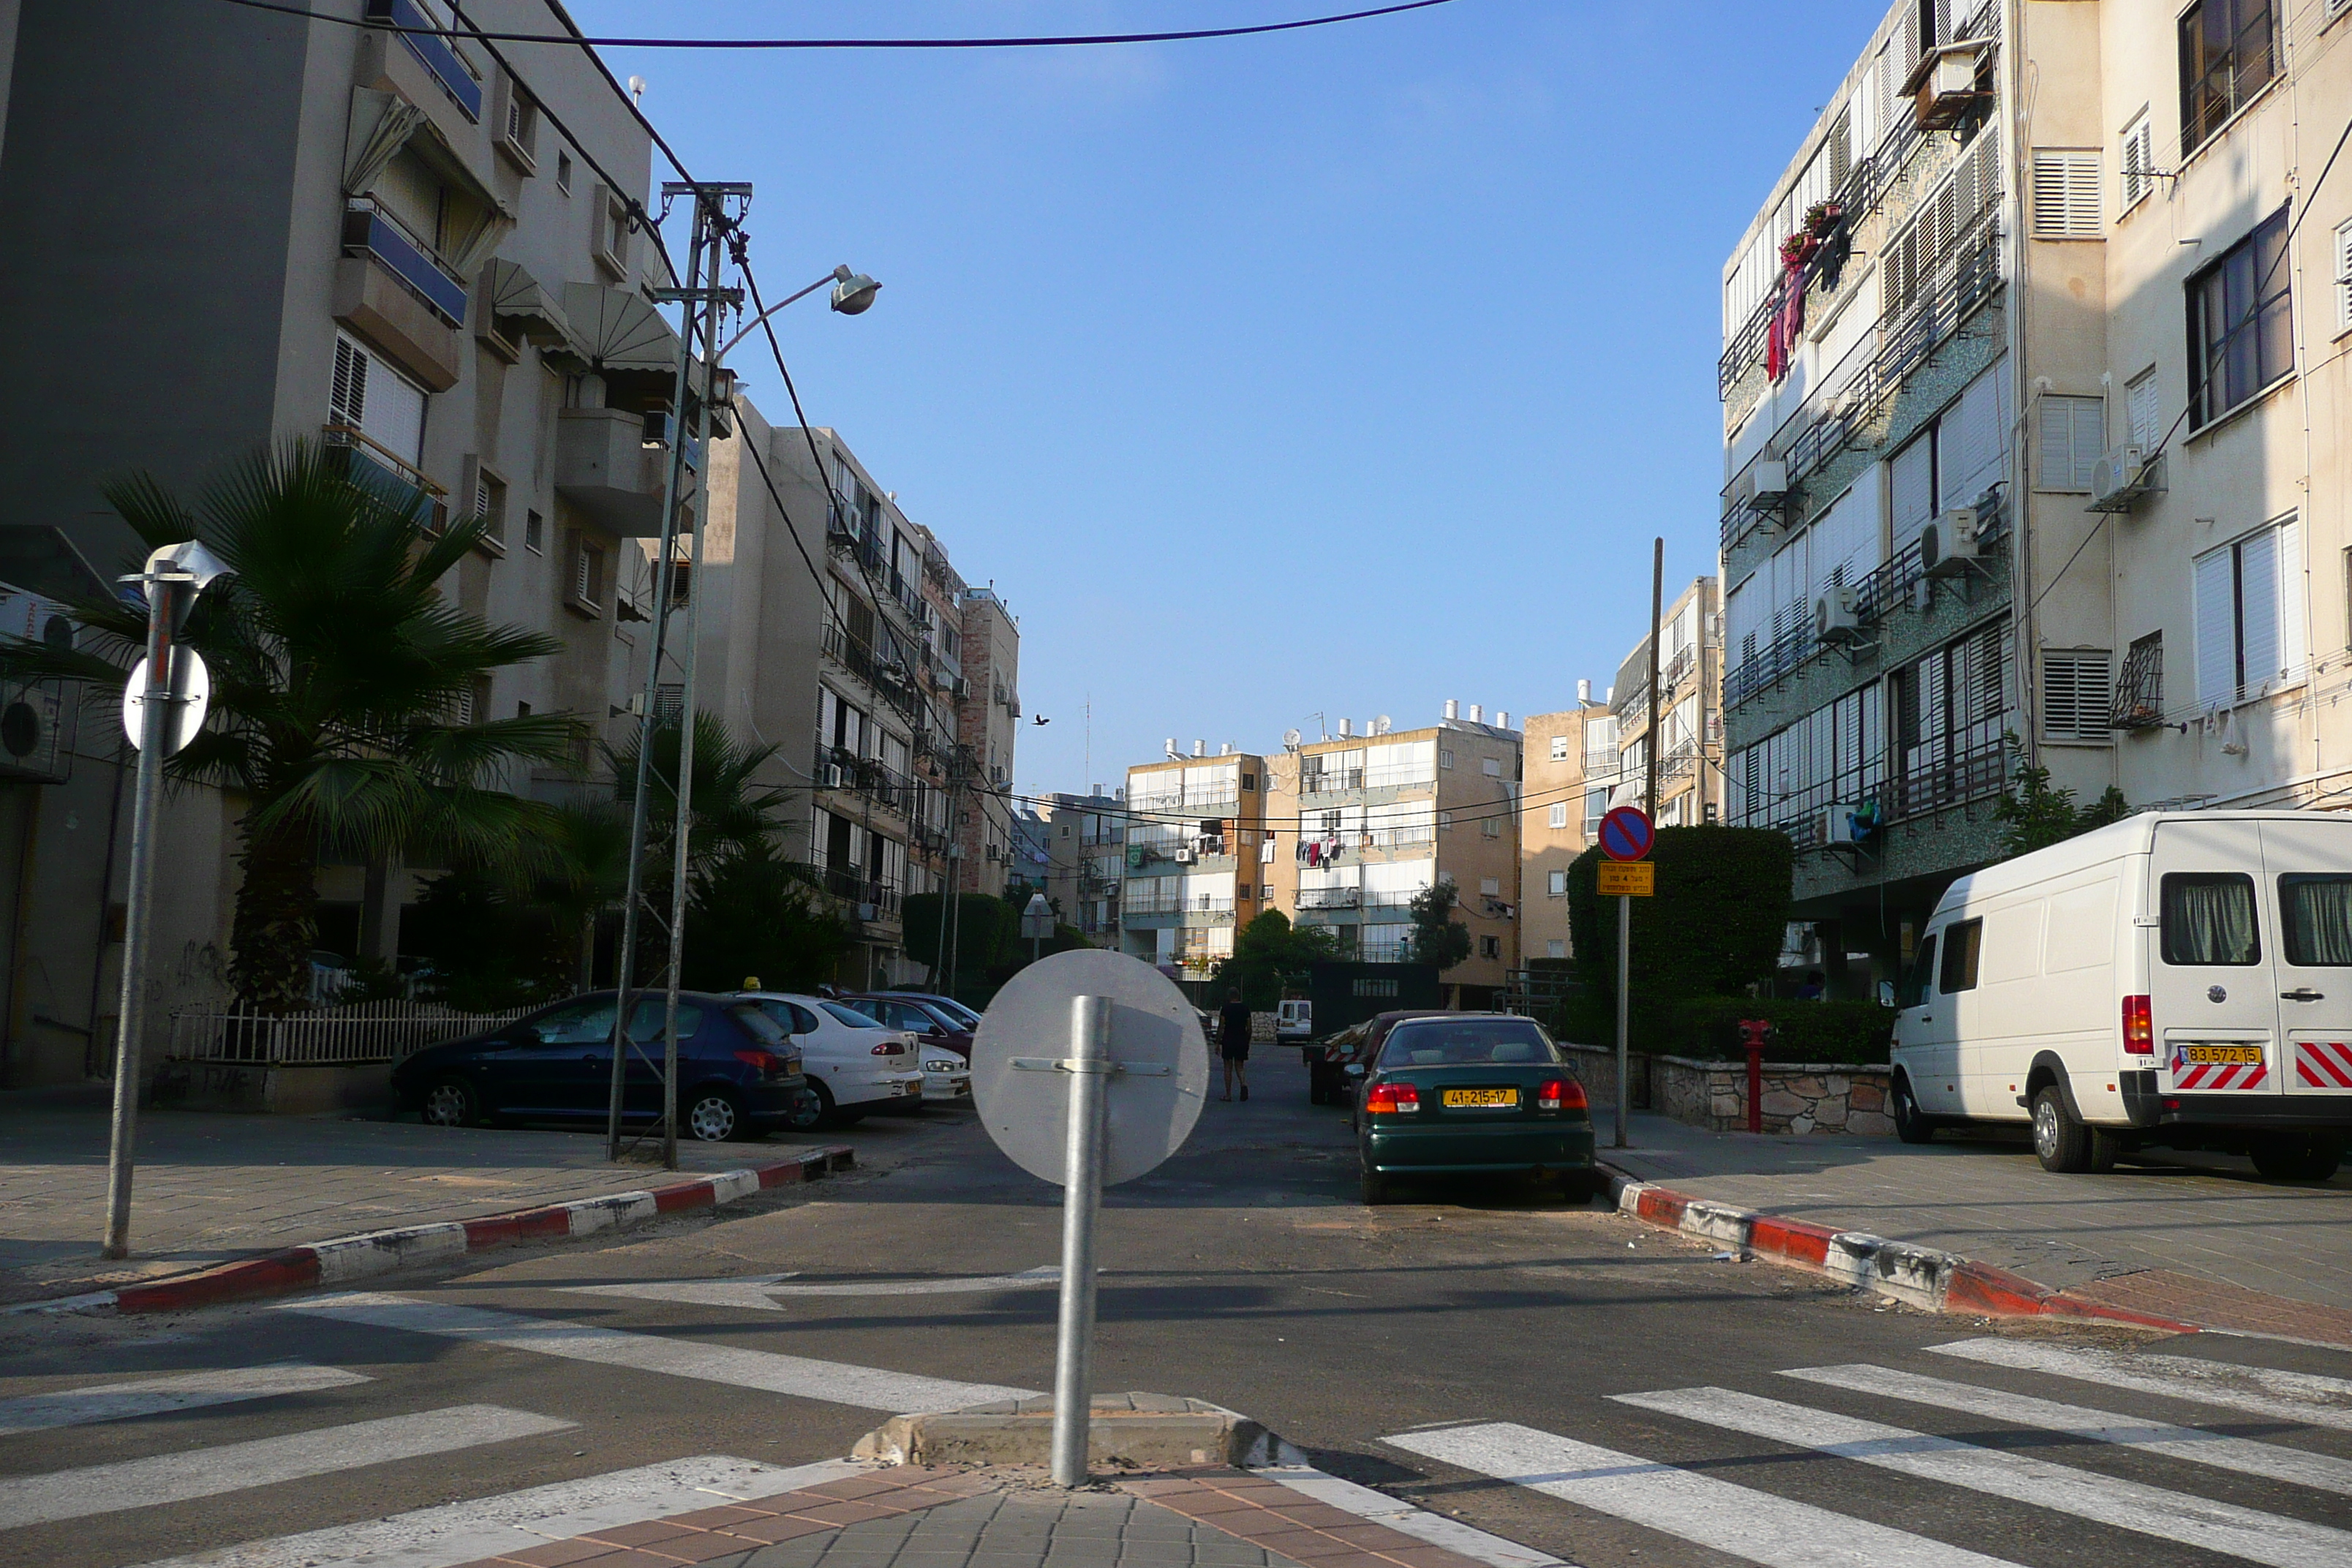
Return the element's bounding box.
[480,259,572,347]
[343,86,513,274]
[561,283,682,372]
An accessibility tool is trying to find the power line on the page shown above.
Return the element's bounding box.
[217,0,1455,49]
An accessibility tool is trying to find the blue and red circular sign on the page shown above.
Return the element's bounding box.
[1598,806,1655,862]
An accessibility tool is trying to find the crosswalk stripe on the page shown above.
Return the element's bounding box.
[0,1364,372,1436]
[1613,1386,2352,1568]
[0,1403,571,1530]
[121,1454,870,1568]
[277,1292,1036,1413]
[1782,1362,2352,1497]
[1384,1420,2024,1568]
[1929,1338,2352,1432]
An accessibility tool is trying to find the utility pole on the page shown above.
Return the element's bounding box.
[1645,538,1664,822]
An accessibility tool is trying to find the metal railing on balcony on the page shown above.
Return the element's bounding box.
[342,198,468,325]
[813,743,921,813]
[819,623,921,720]
[1300,767,1364,795]
[366,0,483,119]
[823,867,904,921]
[1298,886,1362,910]
[1889,734,2008,822]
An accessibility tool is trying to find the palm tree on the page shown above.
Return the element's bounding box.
[1,442,584,1012]
[605,708,800,879]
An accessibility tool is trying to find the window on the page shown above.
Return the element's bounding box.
[1548,870,1569,897]
[2188,207,2292,427]
[1480,816,1501,839]
[1480,878,1501,897]
[2161,872,2261,965]
[2120,113,2156,211]
[329,333,427,472]
[1550,735,1569,761]
[499,79,538,168]
[1260,883,1274,901]
[556,151,573,194]
[1439,811,1453,832]
[2125,368,2161,448]
[2041,651,2113,742]
[2280,875,2352,965]
[524,508,544,554]
[1241,772,1256,791]
[1938,919,1983,992]
[1478,935,1502,961]
[1545,938,1567,960]
[1481,757,1501,777]
[2030,149,2103,238]
[2037,395,2106,490]
[2179,0,2277,154]
[2114,631,2166,727]
[568,532,603,612]
[469,461,506,549]
[1548,802,1569,830]
[1439,749,1455,769]
[2194,516,2304,705]
[1583,787,1607,835]
[2337,220,2352,332]
[1899,934,1938,1009]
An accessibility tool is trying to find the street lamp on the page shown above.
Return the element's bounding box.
[716,264,882,360]
[1022,890,1053,965]
[103,539,233,1259]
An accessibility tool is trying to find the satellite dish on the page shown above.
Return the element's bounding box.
[1374,715,1392,734]
[1282,728,1303,749]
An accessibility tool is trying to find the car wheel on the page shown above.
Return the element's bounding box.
[2030,1085,2094,1174]
[2251,1132,2345,1183]
[1891,1073,1935,1145]
[420,1077,479,1129]
[686,1089,747,1143]
[1360,1163,1390,1205]
[785,1085,826,1134]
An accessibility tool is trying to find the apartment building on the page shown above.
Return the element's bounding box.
[956,588,1024,892]
[1276,705,1524,1006]
[0,0,688,1082]
[1520,690,1613,964]
[1607,578,1724,828]
[1036,790,1125,944]
[1719,0,2352,994]
[1120,747,1267,978]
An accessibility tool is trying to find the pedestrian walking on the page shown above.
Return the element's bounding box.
[1218,988,1253,1101]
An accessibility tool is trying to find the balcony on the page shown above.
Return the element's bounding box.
[1300,767,1364,796]
[323,423,445,522]
[814,742,919,814]
[820,624,921,720]
[1298,886,1361,911]
[366,0,483,120]
[554,406,675,535]
[823,867,903,925]
[333,201,464,391]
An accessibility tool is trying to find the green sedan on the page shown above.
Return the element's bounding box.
[1352,1013,1597,1205]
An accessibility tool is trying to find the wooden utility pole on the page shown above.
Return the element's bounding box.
[1645,538,1663,821]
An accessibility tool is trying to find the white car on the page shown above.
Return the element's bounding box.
[737,992,924,1128]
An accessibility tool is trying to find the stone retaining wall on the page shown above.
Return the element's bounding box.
[1562,1043,1893,1137]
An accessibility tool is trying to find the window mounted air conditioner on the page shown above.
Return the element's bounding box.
[1748,457,1790,513]
[2089,445,2162,513]
[1821,804,1863,847]
[1172,847,1196,864]
[1921,508,1981,577]
[1814,585,1862,643]
[825,764,847,788]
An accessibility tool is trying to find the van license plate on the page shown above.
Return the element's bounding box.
[1443,1088,1518,1108]
[2181,1045,2263,1066]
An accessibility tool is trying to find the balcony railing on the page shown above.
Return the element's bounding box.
[342,198,467,325]
[814,742,920,813]
[322,423,446,524]
[826,504,886,573]
[824,867,904,921]
[1888,734,2008,822]
[820,623,921,720]
[366,0,483,120]
[1300,768,1364,795]
[1299,886,1361,910]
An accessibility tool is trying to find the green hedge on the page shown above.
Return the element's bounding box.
[1560,997,1892,1065]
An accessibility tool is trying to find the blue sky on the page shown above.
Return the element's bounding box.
[569,0,1888,799]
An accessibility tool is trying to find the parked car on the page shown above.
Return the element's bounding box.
[735,992,927,1128]
[389,990,816,1142]
[872,990,982,1031]
[1352,1012,1596,1205]
[1892,810,2352,1181]
[839,992,974,1060]
[1310,1009,1452,1104]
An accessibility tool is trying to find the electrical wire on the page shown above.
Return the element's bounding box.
[216,0,1455,50]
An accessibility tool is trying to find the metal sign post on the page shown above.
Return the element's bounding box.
[971,949,1207,1488]
[1597,806,1655,1152]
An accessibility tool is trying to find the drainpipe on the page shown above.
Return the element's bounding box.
[1999,0,2038,769]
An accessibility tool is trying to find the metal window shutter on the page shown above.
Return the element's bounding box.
[2041,653,2111,741]
[2122,121,2154,207]
[2277,516,2306,676]
[2030,150,2103,238]
[2193,545,2237,708]
[2239,527,2280,685]
[2037,395,2104,489]
[2127,371,2161,448]
[331,336,366,428]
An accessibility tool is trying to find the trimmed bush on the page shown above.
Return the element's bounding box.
[1666,998,1892,1064]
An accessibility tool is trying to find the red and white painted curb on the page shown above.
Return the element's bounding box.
[1599,1166,2198,1332]
[22,1145,853,1316]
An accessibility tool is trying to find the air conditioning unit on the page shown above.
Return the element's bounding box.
[2089,445,2161,512]
[951,676,970,699]
[1814,585,1863,644]
[1906,42,1986,132]
[1921,508,1981,577]
[856,902,879,922]
[1749,457,1790,511]
[1172,848,1196,864]
[824,764,847,788]
[1821,804,1863,847]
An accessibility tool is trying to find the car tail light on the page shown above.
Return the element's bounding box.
[1365,1081,1420,1114]
[1537,1078,1585,1112]
[2122,995,2154,1055]
[871,1040,908,1055]
[734,1048,791,1079]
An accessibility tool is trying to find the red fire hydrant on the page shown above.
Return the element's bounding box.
[1737,1019,1773,1134]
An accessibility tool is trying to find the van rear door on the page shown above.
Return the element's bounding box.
[2259,817,2352,1098]
[2148,818,2280,1098]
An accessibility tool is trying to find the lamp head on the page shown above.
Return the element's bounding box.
[829,265,881,316]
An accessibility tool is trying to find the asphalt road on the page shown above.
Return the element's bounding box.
[6,1047,2351,1568]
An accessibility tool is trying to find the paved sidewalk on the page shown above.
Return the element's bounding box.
[0,1095,857,1305]
[1599,1111,2352,1342]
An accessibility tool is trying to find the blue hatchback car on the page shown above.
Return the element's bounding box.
[390,990,818,1142]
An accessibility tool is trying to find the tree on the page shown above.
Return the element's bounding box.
[681,838,851,994]
[1211,908,1338,1009]
[606,708,798,885]
[403,863,570,1012]
[1993,742,2130,859]
[0,442,580,1011]
[1403,878,1473,971]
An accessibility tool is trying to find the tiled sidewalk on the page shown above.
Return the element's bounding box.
[443,1466,1491,1568]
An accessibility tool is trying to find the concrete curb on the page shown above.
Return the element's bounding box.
[853,1392,1277,1471]
[1599,1164,2199,1333]
[18,1144,854,1316]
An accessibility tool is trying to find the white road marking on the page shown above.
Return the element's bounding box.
[0,1364,372,1436]
[0,1404,571,1529]
[1252,1464,1566,1568]
[1929,1338,2352,1432]
[1385,1420,2023,1568]
[1614,1386,2352,1568]
[121,1454,871,1568]
[559,1264,1061,1309]
[1783,1362,2352,1496]
[277,1292,1036,1412]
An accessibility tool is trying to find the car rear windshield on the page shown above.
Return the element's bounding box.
[823,1001,888,1029]
[2280,874,2352,965]
[1378,1018,1560,1067]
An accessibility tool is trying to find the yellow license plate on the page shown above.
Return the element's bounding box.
[1442,1088,1519,1109]
[2182,1045,2263,1065]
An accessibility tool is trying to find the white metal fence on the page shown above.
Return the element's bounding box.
[165,1000,535,1066]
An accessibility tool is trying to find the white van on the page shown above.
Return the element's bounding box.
[1275,998,1313,1043]
[1891,810,2351,1181]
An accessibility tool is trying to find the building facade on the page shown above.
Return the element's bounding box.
[1520,693,1613,964]
[1035,791,1125,944]
[1120,748,1267,978]
[1607,578,1725,829]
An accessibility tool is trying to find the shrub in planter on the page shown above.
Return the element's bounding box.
[1670,998,1892,1065]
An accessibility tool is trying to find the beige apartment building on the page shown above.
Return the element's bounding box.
[1607,578,1724,828]
[1120,748,1268,977]
[1035,790,1124,945]
[1520,690,1613,965]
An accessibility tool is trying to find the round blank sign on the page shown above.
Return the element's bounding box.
[970,948,1209,1188]
[121,649,211,755]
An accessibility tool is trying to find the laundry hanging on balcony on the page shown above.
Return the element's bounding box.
[1765,236,1816,384]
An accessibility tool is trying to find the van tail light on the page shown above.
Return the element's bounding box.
[1365,1081,1421,1114]
[2122,995,2155,1055]
[1537,1078,1585,1112]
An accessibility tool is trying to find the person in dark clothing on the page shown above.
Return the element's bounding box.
[1218,989,1254,1101]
